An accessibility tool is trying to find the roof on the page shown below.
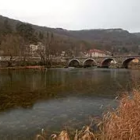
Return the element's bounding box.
[89,49,106,54]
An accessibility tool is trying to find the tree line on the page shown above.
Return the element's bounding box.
[0,19,94,67]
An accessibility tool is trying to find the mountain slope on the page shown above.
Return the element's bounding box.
[0,15,140,53]
[133,33,140,37]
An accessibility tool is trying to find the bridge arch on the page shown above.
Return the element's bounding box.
[83,58,97,67]
[68,59,80,67]
[101,58,117,68]
[122,57,137,68]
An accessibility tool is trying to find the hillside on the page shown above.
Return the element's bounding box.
[0,15,140,54]
[133,32,140,38]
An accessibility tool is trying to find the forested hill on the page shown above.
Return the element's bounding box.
[0,15,140,54]
[133,33,140,38]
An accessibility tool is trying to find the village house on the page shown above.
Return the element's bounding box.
[61,51,66,57]
[29,42,45,57]
[85,49,111,57]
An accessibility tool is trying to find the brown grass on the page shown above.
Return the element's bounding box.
[101,90,140,140]
[35,90,140,140]
[35,126,96,140]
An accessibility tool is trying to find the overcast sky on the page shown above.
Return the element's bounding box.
[0,0,140,32]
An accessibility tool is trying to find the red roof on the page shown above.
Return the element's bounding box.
[89,49,106,54]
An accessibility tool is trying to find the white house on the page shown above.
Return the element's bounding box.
[29,42,45,56]
[85,49,111,57]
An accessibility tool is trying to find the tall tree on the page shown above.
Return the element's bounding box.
[37,32,54,67]
[45,32,54,67]
[38,31,44,41]
[16,23,39,63]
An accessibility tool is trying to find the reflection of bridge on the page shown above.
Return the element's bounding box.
[66,56,140,68]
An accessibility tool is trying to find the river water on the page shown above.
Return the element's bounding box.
[0,68,140,140]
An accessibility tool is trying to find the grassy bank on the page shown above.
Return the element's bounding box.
[0,66,46,70]
[35,90,140,140]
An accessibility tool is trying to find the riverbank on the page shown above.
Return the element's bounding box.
[1,65,140,71]
[0,66,46,70]
[0,63,140,70]
[35,89,140,140]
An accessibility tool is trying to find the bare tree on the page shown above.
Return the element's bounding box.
[36,42,46,64]
[39,32,54,67]
[0,34,21,66]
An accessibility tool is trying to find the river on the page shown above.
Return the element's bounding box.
[0,68,140,140]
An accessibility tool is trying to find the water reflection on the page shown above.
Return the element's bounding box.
[0,68,140,139]
[0,68,138,111]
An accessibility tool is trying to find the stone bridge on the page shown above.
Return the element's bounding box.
[65,56,140,68]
